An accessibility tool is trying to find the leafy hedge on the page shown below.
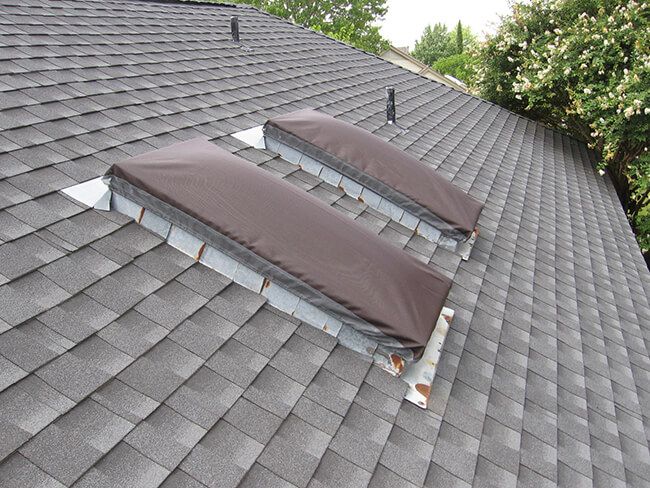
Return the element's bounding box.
[471,0,649,257]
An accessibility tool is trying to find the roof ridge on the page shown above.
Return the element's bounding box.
[124,0,259,12]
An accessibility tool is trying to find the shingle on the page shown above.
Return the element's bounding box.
[425,462,472,488]
[0,453,65,488]
[0,285,46,329]
[478,416,521,475]
[159,469,210,488]
[258,415,331,488]
[205,282,266,326]
[135,281,207,330]
[369,464,419,488]
[291,396,344,436]
[243,366,305,418]
[224,397,283,444]
[431,421,480,484]
[522,401,557,448]
[165,367,243,429]
[38,293,118,344]
[2,319,66,373]
[73,442,169,488]
[379,426,434,485]
[294,323,338,352]
[329,403,392,472]
[94,222,163,260]
[486,388,524,433]
[118,339,203,402]
[40,247,120,294]
[19,399,134,486]
[8,167,75,198]
[233,307,297,358]
[133,244,195,283]
[308,450,372,488]
[83,274,147,316]
[180,420,263,488]
[240,463,299,488]
[269,333,329,386]
[474,455,517,488]
[395,400,442,443]
[0,234,63,280]
[516,465,557,488]
[321,344,373,387]
[0,181,30,210]
[11,271,68,310]
[363,365,408,400]
[34,338,130,403]
[304,369,358,417]
[558,430,593,479]
[205,338,269,389]
[97,309,168,357]
[125,405,205,470]
[168,308,238,360]
[46,211,121,248]
[175,263,232,299]
[91,379,159,425]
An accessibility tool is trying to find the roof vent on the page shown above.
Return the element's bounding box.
[105,139,452,368]
[263,109,482,258]
[230,15,240,43]
[386,87,396,124]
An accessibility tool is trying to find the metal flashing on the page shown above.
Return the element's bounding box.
[232,125,265,148]
[61,177,111,210]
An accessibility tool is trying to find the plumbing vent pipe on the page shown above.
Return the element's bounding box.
[386,87,396,124]
[231,16,240,43]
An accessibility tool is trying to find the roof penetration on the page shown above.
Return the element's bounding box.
[106,138,452,365]
[263,109,484,253]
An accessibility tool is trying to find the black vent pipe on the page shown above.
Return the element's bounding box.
[386,87,396,124]
[231,16,240,43]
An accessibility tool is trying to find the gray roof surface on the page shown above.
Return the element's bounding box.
[1,0,650,487]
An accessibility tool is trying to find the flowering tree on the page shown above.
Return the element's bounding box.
[472,0,649,257]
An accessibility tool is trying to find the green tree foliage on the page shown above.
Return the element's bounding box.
[456,21,464,54]
[433,53,473,83]
[471,0,650,256]
[412,23,455,65]
[413,22,476,82]
[238,0,389,54]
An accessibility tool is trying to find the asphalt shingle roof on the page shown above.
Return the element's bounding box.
[1,0,650,487]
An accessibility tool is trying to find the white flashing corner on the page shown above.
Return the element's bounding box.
[61,177,111,211]
[232,126,266,149]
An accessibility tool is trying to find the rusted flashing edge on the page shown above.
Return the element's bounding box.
[375,307,454,409]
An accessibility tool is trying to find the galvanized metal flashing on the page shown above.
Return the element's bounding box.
[61,177,111,210]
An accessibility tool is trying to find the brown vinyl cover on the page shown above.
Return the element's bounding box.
[107,138,452,351]
[265,109,483,235]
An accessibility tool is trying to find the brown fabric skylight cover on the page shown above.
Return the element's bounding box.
[106,138,452,353]
[264,109,483,236]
